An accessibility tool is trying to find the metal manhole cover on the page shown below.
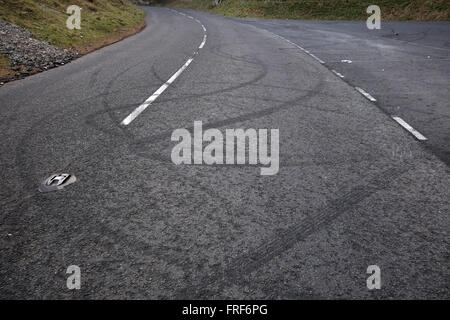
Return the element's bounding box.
[39,173,76,193]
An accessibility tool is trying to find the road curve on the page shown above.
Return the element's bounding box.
[0,7,449,299]
[237,18,450,165]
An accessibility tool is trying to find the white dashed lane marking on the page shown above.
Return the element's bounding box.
[199,35,207,49]
[121,9,207,126]
[268,31,431,144]
[392,116,428,141]
[121,57,195,126]
[355,87,377,102]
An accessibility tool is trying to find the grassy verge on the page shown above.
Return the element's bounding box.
[165,0,450,21]
[0,0,146,53]
[0,53,14,81]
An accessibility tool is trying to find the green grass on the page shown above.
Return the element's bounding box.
[165,0,450,21]
[0,53,13,80]
[0,0,146,52]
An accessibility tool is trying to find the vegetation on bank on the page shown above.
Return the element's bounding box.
[0,0,146,53]
[0,53,13,80]
[165,0,450,21]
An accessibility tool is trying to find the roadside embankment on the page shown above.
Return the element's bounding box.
[0,0,146,83]
[164,0,450,21]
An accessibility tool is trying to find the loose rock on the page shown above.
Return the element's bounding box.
[0,19,78,82]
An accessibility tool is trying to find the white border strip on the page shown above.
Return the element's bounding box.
[392,116,428,141]
[355,87,377,102]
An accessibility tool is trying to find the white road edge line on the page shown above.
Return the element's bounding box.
[308,53,325,64]
[392,116,428,141]
[121,10,207,126]
[332,70,344,78]
[273,33,325,64]
[355,87,377,102]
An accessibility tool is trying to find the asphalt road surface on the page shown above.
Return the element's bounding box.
[0,7,449,299]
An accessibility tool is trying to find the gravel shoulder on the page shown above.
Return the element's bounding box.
[0,19,77,83]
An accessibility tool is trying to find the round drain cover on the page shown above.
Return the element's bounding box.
[39,173,76,193]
